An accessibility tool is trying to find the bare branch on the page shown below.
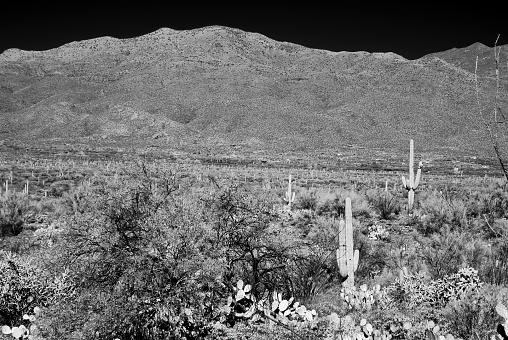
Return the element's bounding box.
[483,214,504,238]
[475,36,508,180]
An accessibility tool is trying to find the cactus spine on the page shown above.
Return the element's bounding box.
[284,174,295,211]
[401,139,422,212]
[337,197,359,287]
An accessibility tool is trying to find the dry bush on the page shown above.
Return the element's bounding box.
[0,193,30,237]
[365,188,402,220]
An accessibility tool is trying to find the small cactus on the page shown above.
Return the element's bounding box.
[337,197,359,288]
[360,318,374,338]
[1,325,29,339]
[1,306,41,339]
[424,320,460,340]
[496,303,508,340]
[225,279,316,325]
[270,290,316,322]
[232,279,255,318]
[340,283,382,310]
[401,139,422,212]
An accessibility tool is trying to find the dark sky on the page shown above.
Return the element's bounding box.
[1,6,507,60]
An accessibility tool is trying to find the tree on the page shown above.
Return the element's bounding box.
[206,184,306,298]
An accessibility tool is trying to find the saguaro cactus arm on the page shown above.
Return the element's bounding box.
[401,175,408,189]
[414,161,423,188]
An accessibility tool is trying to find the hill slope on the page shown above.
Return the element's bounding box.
[1,26,507,157]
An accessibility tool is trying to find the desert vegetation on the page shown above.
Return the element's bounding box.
[1,25,508,340]
[1,142,508,340]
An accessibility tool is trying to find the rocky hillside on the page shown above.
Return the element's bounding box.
[1,26,507,156]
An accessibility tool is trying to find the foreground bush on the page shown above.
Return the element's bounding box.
[438,284,508,339]
[38,169,229,339]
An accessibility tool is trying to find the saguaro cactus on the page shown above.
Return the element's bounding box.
[402,139,422,212]
[284,174,296,211]
[337,197,359,287]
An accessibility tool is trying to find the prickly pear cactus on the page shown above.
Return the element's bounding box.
[424,320,458,340]
[340,284,383,310]
[269,290,316,324]
[1,306,41,340]
[223,279,316,326]
[496,302,508,340]
[229,279,255,319]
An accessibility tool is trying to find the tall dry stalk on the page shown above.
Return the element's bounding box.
[475,34,508,180]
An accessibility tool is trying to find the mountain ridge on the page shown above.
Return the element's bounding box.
[1,26,507,160]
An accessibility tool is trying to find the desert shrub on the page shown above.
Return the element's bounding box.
[0,193,30,237]
[294,188,318,211]
[60,180,95,215]
[316,194,344,218]
[481,236,508,285]
[365,189,401,220]
[314,190,370,219]
[289,216,341,300]
[417,229,473,279]
[346,191,372,219]
[48,180,74,198]
[30,197,60,217]
[354,233,391,285]
[281,208,315,235]
[413,230,488,281]
[0,230,39,254]
[461,215,506,240]
[417,191,468,235]
[42,168,230,339]
[438,284,508,339]
[470,182,508,219]
[303,216,338,249]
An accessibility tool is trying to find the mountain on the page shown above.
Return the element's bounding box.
[1,26,507,159]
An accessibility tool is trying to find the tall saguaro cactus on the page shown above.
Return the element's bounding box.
[337,197,359,287]
[401,139,422,212]
[284,174,296,211]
